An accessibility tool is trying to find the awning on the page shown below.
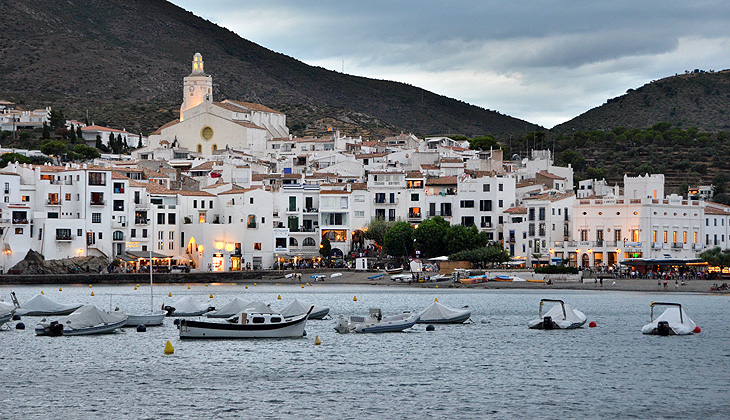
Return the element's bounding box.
[428,256,449,262]
[126,251,170,260]
[116,254,137,262]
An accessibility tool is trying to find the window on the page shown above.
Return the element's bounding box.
[410,193,419,201]
[498,183,503,191]
[460,200,474,208]
[168,213,176,225]
[193,200,197,209]
[199,212,206,223]
[354,211,364,218]
[354,195,365,203]
[113,183,124,194]
[498,200,503,208]
[529,208,535,221]
[247,215,257,228]
[113,231,124,241]
[90,192,104,205]
[483,184,490,192]
[131,229,136,238]
[289,237,298,247]
[580,229,588,241]
[538,208,546,221]
[169,231,174,240]
[88,172,106,186]
[201,200,205,209]
[254,243,262,250]
[303,237,316,247]
[15,227,23,235]
[47,212,59,219]
[77,229,83,237]
[250,197,254,204]
[22,196,30,202]
[92,213,101,223]
[388,209,396,221]
[98,232,103,240]
[55,229,71,240]
[461,216,475,226]
[158,213,166,224]
[65,193,71,201]
[209,200,213,208]
[663,231,668,243]
[113,200,124,211]
[479,200,492,212]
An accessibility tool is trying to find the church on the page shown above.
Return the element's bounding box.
[138,53,289,157]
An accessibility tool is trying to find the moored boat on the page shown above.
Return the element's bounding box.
[280,299,329,320]
[385,267,404,275]
[334,308,419,333]
[417,301,471,324]
[164,296,212,317]
[641,302,697,336]
[0,301,15,328]
[179,306,313,339]
[16,294,83,316]
[35,305,128,336]
[527,299,587,329]
[124,311,167,327]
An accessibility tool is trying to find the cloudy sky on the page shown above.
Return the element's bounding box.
[170,1,730,128]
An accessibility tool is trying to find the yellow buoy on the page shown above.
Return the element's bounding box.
[277,294,282,299]
[168,292,172,297]
[301,285,305,288]
[254,283,257,286]
[306,283,310,286]
[164,340,175,355]
[41,291,44,295]
[315,335,321,345]
[353,296,358,301]
[134,286,138,290]
[209,293,214,298]
[205,283,208,287]
[90,291,95,296]
[245,285,248,289]
[435,285,439,288]
[136,284,139,288]
[434,298,438,302]
[59,287,62,292]
[187,285,191,289]
[89,284,92,288]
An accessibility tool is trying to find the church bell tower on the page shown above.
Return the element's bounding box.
[180,53,213,121]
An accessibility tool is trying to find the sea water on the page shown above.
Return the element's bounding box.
[1,284,729,419]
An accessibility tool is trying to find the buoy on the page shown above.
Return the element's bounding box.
[435,285,439,288]
[205,283,208,287]
[303,330,307,337]
[277,294,282,300]
[168,292,172,297]
[90,291,95,296]
[12,314,20,321]
[173,319,180,325]
[434,298,438,302]
[137,325,147,332]
[353,296,358,301]
[694,326,701,333]
[426,324,435,331]
[59,287,62,292]
[589,321,597,328]
[187,285,191,289]
[254,283,257,286]
[245,285,248,289]
[41,291,44,295]
[209,293,214,298]
[306,283,310,286]
[164,340,175,355]
[134,286,138,290]
[16,322,25,330]
[315,335,321,345]
[480,318,488,324]
[136,284,139,288]
[89,284,92,288]
[301,285,305,288]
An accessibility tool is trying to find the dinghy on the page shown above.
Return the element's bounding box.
[385,267,404,275]
[527,299,587,329]
[0,300,15,328]
[164,296,211,317]
[280,299,330,320]
[330,272,342,278]
[124,258,167,327]
[16,294,83,316]
[35,305,127,336]
[334,308,419,333]
[367,273,385,280]
[417,301,471,324]
[641,302,697,336]
[179,307,312,339]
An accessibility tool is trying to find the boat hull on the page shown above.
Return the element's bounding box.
[308,307,330,320]
[355,316,419,333]
[179,314,309,339]
[417,311,471,324]
[17,305,83,317]
[0,312,11,327]
[124,311,167,326]
[35,319,127,336]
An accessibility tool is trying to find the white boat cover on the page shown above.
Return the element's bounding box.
[642,307,696,335]
[243,301,277,314]
[16,294,82,315]
[206,298,251,318]
[529,303,587,329]
[418,302,471,323]
[53,305,127,331]
[0,300,14,315]
[171,296,210,315]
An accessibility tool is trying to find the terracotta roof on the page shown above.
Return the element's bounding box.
[516,180,539,188]
[406,171,424,178]
[81,125,128,134]
[144,183,176,195]
[218,186,263,195]
[504,207,527,214]
[177,190,215,197]
[360,141,378,147]
[151,119,180,135]
[440,157,463,164]
[355,152,388,159]
[234,121,265,130]
[426,176,457,186]
[369,171,404,175]
[523,192,575,202]
[220,100,283,115]
[283,173,303,179]
[537,170,565,180]
[420,164,438,170]
[111,172,129,180]
[202,182,230,189]
[705,206,730,215]
[320,190,352,194]
[190,161,221,171]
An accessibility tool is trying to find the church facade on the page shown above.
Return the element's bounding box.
[141,53,288,157]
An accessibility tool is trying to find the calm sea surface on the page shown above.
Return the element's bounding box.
[1,283,729,419]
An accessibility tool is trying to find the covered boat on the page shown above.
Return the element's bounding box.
[417,301,471,324]
[206,298,252,318]
[0,300,15,328]
[527,299,587,329]
[16,294,82,316]
[280,299,330,320]
[164,296,211,317]
[642,302,697,336]
[334,308,419,333]
[179,307,312,339]
[35,305,128,336]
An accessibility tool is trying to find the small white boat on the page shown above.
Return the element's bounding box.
[642,302,697,336]
[417,301,471,324]
[285,273,296,279]
[280,299,330,320]
[391,274,412,282]
[428,274,451,282]
[124,311,167,327]
[179,307,313,339]
[385,267,404,275]
[35,305,128,336]
[0,301,15,328]
[334,308,419,333]
[330,272,342,278]
[527,299,587,329]
[311,274,326,281]
[16,293,83,316]
[164,296,211,317]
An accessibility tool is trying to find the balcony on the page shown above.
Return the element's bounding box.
[652,242,663,249]
[407,212,422,220]
[12,219,29,224]
[481,222,493,229]
[427,211,452,217]
[90,200,105,206]
[693,243,703,250]
[303,207,318,214]
[56,234,73,241]
[373,198,398,204]
[46,199,60,205]
[672,242,683,249]
[286,207,299,213]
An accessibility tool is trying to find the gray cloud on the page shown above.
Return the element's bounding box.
[170,0,730,128]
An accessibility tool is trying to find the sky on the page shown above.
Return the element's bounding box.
[170,1,730,128]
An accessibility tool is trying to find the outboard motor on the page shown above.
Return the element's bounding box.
[163,305,175,315]
[542,316,554,330]
[49,321,64,337]
[657,320,671,336]
[207,306,216,312]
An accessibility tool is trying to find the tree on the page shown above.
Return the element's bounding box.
[73,144,101,160]
[444,224,483,255]
[363,217,394,250]
[468,135,500,151]
[68,124,76,141]
[699,247,730,275]
[108,133,116,153]
[40,140,68,157]
[48,108,65,130]
[383,221,415,262]
[448,245,511,267]
[414,216,449,258]
[0,153,31,168]
[319,236,331,259]
[76,125,82,140]
[95,134,103,149]
[41,122,51,140]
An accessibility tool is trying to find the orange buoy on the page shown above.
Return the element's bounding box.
[694,326,701,333]
[589,321,597,328]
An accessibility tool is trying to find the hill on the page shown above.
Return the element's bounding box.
[552,70,730,133]
[0,0,540,138]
